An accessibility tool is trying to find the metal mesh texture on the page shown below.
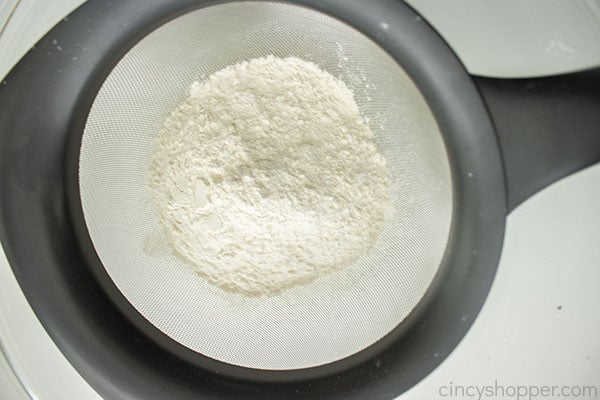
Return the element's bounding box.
[79,2,453,370]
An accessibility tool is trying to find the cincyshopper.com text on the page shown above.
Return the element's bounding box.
[439,380,598,400]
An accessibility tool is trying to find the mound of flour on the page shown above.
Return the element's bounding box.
[150,56,390,296]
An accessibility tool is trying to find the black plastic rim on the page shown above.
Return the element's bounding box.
[0,1,507,399]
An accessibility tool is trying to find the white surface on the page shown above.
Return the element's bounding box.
[0,0,20,35]
[0,346,29,400]
[0,1,599,399]
[406,0,600,78]
[405,163,600,399]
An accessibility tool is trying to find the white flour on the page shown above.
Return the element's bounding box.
[150,56,390,296]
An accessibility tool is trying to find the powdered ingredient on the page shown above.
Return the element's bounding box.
[150,56,390,296]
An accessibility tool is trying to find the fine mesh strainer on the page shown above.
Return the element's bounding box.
[1,0,599,399]
[79,1,452,371]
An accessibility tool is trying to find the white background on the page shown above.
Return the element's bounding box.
[1,1,599,399]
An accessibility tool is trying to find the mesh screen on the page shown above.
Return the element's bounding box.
[79,2,453,370]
